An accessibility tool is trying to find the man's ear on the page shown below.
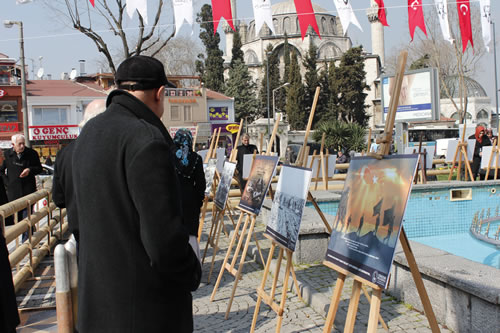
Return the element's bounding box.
[155,86,165,101]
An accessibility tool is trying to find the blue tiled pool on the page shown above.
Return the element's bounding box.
[308,184,500,269]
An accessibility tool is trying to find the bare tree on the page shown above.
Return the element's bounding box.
[386,3,487,123]
[153,36,201,75]
[42,0,175,74]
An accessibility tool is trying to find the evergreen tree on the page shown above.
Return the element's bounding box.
[328,47,370,126]
[276,33,291,113]
[258,44,281,119]
[286,50,305,130]
[230,28,244,69]
[195,4,225,92]
[302,41,320,125]
[315,62,330,124]
[225,59,259,123]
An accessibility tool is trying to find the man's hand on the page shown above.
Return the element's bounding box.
[19,168,30,178]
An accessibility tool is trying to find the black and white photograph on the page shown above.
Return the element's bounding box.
[214,161,236,210]
[265,166,313,251]
[238,155,279,215]
[204,159,217,196]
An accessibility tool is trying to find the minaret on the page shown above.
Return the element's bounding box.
[366,0,385,66]
[224,0,238,61]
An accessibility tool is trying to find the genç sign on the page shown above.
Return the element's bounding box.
[29,125,79,141]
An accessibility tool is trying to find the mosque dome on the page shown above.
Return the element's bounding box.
[440,75,488,99]
[245,0,339,42]
[271,1,328,15]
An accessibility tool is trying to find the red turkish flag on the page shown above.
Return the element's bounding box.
[456,0,474,53]
[89,0,94,7]
[211,0,235,33]
[407,0,427,41]
[374,0,389,27]
[293,0,321,40]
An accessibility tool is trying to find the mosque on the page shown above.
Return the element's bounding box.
[222,0,495,135]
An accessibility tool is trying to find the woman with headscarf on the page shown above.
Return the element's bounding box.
[173,129,206,239]
[469,125,492,180]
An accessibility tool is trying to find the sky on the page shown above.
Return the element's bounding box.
[1,0,499,108]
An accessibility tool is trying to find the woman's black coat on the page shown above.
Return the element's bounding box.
[0,229,20,333]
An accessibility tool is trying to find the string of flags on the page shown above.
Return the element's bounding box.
[79,0,491,53]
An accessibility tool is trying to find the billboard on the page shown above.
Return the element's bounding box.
[381,68,440,122]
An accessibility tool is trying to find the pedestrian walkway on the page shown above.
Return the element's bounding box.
[15,211,453,332]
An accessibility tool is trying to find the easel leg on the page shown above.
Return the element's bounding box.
[252,234,265,266]
[361,285,388,330]
[225,216,257,319]
[323,274,346,333]
[399,228,440,332]
[367,288,382,333]
[208,210,226,283]
[275,250,293,333]
[289,264,303,302]
[197,196,209,241]
[202,208,220,264]
[229,215,252,272]
[210,213,247,302]
[251,243,277,333]
[308,192,333,234]
[344,280,362,333]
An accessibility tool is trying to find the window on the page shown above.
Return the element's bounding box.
[170,105,180,120]
[33,106,68,125]
[0,100,18,122]
[184,106,192,121]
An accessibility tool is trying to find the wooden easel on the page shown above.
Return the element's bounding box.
[198,128,223,241]
[412,136,428,184]
[210,115,282,318]
[324,51,440,333]
[485,138,500,180]
[447,123,474,181]
[250,234,303,333]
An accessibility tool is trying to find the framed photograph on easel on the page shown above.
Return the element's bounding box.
[265,165,313,251]
[326,155,418,289]
[238,155,279,215]
[214,161,236,210]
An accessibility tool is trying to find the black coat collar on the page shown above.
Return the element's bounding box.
[106,89,173,147]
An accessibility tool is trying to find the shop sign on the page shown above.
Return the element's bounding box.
[168,98,197,104]
[0,122,19,132]
[209,106,228,121]
[225,123,240,134]
[0,89,6,99]
[168,126,197,138]
[29,125,79,141]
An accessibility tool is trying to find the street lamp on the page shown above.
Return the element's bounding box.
[4,20,30,147]
[266,51,272,139]
[272,82,290,121]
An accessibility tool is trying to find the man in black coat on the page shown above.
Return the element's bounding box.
[52,99,106,242]
[235,133,258,193]
[72,55,201,333]
[0,134,42,225]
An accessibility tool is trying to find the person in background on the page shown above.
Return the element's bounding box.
[0,134,42,238]
[173,128,206,255]
[44,155,53,166]
[235,133,258,193]
[71,55,201,333]
[335,150,348,174]
[52,98,107,243]
[469,125,492,180]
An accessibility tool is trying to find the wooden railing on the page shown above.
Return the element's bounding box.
[1,189,67,292]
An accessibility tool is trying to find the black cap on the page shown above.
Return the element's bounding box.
[115,55,176,90]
